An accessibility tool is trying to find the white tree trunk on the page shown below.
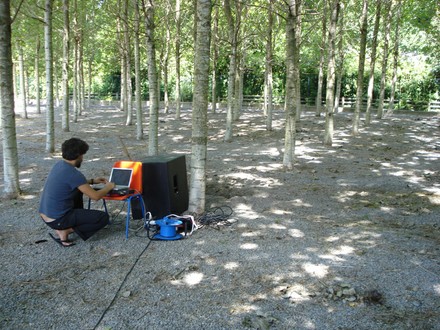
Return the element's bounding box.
[365,0,381,125]
[143,0,159,155]
[386,0,402,117]
[315,1,328,117]
[189,0,211,214]
[352,0,369,135]
[283,0,300,169]
[45,0,55,153]
[377,0,392,119]
[224,0,237,142]
[323,0,340,146]
[18,47,27,119]
[175,0,182,118]
[0,0,20,197]
[134,0,143,140]
[62,0,70,132]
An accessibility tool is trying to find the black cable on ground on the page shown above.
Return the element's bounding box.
[196,206,234,228]
[93,239,152,330]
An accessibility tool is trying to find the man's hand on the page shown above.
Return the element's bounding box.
[93,177,108,184]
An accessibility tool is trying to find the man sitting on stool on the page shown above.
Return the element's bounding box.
[39,138,115,247]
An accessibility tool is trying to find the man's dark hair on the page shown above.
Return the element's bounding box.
[62,138,89,160]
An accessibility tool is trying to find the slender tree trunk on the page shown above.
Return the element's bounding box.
[175,0,182,118]
[0,0,20,197]
[365,0,381,125]
[323,0,340,146]
[45,0,55,153]
[35,38,41,114]
[377,0,392,119]
[224,0,237,142]
[334,2,345,113]
[211,4,219,113]
[294,1,302,122]
[283,0,300,169]
[143,0,159,155]
[134,0,143,140]
[163,5,171,114]
[189,0,211,214]
[315,1,328,117]
[72,0,78,122]
[62,0,70,132]
[18,47,27,119]
[123,0,132,125]
[352,0,369,135]
[386,0,402,117]
[265,0,274,131]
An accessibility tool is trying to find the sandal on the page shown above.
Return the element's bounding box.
[49,233,76,247]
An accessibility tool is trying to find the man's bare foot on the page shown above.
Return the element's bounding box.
[55,228,75,242]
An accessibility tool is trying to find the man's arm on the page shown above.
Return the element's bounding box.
[78,182,115,201]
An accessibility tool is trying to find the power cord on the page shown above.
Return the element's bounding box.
[93,239,152,329]
[195,206,234,228]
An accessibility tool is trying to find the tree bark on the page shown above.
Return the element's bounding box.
[352,0,369,135]
[265,0,274,131]
[365,0,381,125]
[224,0,237,142]
[142,0,159,155]
[377,0,392,119]
[315,0,328,117]
[134,0,143,140]
[45,0,55,153]
[189,0,211,214]
[35,38,41,114]
[18,47,27,119]
[334,2,345,113]
[283,0,301,169]
[323,0,340,146]
[386,0,402,117]
[0,0,20,197]
[62,0,70,132]
[175,0,182,118]
[211,4,219,113]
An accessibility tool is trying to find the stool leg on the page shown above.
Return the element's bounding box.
[126,198,132,239]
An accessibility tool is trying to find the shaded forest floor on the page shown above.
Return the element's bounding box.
[0,103,439,329]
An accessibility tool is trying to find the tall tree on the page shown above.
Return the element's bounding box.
[142,0,160,155]
[174,0,182,118]
[265,0,274,131]
[61,0,70,132]
[386,0,402,117]
[315,0,328,117]
[18,47,28,119]
[35,37,41,114]
[334,2,345,113]
[352,0,369,135]
[224,0,238,142]
[376,0,392,119]
[211,3,219,113]
[0,0,20,197]
[44,0,55,153]
[133,0,143,140]
[323,0,340,146]
[365,0,381,125]
[283,0,301,169]
[189,0,211,213]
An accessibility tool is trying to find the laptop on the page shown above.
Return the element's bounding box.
[92,167,133,192]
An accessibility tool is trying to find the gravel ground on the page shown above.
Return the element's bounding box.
[0,103,439,330]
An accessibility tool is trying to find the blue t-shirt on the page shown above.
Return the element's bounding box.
[39,161,88,219]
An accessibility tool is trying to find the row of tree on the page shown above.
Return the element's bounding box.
[1,0,439,212]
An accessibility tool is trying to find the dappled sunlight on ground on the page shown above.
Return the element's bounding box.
[1,104,439,329]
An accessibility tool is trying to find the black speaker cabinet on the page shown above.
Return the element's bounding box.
[141,155,189,218]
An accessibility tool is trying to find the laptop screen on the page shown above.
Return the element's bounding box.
[110,168,133,186]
